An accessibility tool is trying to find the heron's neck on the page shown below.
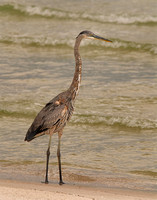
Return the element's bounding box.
[69,36,82,101]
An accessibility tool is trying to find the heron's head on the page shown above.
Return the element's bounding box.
[77,30,112,43]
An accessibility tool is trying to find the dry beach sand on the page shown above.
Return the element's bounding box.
[0,179,157,200]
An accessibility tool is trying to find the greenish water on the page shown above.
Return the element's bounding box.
[0,0,157,191]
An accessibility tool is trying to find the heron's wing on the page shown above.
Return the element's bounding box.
[40,102,67,131]
[25,101,67,141]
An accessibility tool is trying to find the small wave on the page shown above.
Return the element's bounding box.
[105,40,157,55]
[0,35,156,55]
[1,108,156,129]
[71,114,157,130]
[96,14,157,25]
[0,109,36,119]
[0,4,157,26]
[0,4,76,19]
[0,35,73,49]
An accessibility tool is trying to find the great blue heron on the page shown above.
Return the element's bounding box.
[24,30,112,185]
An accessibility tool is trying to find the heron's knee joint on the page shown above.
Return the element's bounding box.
[47,149,50,156]
[57,150,61,157]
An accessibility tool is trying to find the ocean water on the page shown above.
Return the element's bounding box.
[0,0,157,190]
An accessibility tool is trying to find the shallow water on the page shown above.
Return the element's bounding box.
[0,0,157,190]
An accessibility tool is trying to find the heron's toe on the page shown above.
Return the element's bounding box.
[59,181,65,185]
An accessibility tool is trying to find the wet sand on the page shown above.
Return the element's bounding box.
[0,179,157,200]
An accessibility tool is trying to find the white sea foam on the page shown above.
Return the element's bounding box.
[72,114,157,129]
[107,14,157,24]
[0,34,157,55]
[9,4,157,25]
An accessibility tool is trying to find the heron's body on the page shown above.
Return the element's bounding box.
[25,91,74,141]
[25,31,112,185]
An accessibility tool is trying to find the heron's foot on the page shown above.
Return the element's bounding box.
[41,180,49,184]
[59,180,65,185]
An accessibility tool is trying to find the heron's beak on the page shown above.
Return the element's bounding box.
[92,34,112,43]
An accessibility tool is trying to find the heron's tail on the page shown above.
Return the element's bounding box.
[24,131,45,142]
[24,134,33,142]
[24,126,45,142]
[24,129,35,142]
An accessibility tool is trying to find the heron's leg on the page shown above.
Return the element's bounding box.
[45,134,52,184]
[57,131,64,185]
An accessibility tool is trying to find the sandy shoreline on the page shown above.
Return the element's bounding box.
[0,179,157,200]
